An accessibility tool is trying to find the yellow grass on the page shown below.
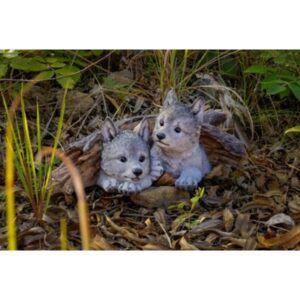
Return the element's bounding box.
[36,147,91,250]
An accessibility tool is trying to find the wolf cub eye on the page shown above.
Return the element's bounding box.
[174,127,181,133]
[139,155,145,162]
[120,156,127,163]
[159,119,164,126]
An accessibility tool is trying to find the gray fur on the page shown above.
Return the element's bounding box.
[97,118,163,194]
[151,90,211,191]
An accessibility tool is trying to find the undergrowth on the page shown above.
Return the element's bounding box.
[1,49,300,250]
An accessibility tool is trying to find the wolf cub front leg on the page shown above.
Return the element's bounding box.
[175,167,203,191]
[97,172,119,192]
[118,176,152,194]
[150,154,164,181]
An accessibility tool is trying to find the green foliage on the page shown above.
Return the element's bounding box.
[190,187,205,211]
[2,89,66,220]
[0,50,102,90]
[0,63,8,78]
[285,126,300,134]
[244,51,300,101]
[168,187,205,211]
[0,191,5,202]
[56,66,81,89]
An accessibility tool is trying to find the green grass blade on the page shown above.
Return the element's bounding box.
[42,88,66,205]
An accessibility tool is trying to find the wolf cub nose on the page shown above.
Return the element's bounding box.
[156,132,166,140]
[133,168,143,176]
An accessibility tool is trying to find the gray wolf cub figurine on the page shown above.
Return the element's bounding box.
[97,117,163,194]
[151,89,211,191]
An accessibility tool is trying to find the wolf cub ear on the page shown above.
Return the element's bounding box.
[163,88,178,108]
[191,99,205,124]
[134,118,150,142]
[102,117,119,142]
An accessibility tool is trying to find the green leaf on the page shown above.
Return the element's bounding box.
[190,187,205,211]
[244,64,268,74]
[50,62,66,68]
[261,75,287,95]
[10,57,49,72]
[168,202,185,210]
[289,83,300,101]
[285,126,300,134]
[0,63,8,78]
[220,57,240,77]
[39,70,55,80]
[91,50,103,56]
[46,57,58,63]
[265,84,287,95]
[55,66,81,89]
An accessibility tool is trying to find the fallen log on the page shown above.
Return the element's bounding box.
[49,110,246,198]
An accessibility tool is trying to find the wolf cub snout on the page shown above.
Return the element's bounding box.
[97,117,163,194]
[151,89,211,191]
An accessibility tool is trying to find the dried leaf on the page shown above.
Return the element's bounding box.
[154,208,172,248]
[289,195,300,213]
[154,208,167,228]
[244,238,257,250]
[105,216,148,244]
[258,225,300,249]
[205,164,224,179]
[223,208,234,232]
[142,243,172,250]
[191,219,223,234]
[90,234,117,250]
[234,213,250,238]
[265,213,295,228]
[179,237,199,250]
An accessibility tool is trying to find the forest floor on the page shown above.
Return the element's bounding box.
[0,51,300,250]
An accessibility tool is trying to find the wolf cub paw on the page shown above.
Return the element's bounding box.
[118,182,139,195]
[102,178,119,192]
[150,159,164,180]
[175,177,199,191]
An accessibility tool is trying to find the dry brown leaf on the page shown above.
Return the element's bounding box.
[288,195,300,213]
[154,208,167,228]
[243,238,257,250]
[258,225,300,249]
[265,213,295,228]
[179,237,199,250]
[154,173,175,186]
[142,243,172,250]
[234,213,250,238]
[190,219,223,234]
[90,234,117,250]
[291,177,300,189]
[205,164,224,179]
[105,216,148,244]
[223,237,247,248]
[241,198,278,212]
[154,208,172,248]
[223,208,234,232]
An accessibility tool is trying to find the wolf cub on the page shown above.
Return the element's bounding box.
[151,89,211,191]
[97,118,163,194]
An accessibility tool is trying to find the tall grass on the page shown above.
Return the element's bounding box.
[3,89,66,221]
[5,110,16,250]
[37,147,91,250]
[152,50,240,97]
[3,72,49,250]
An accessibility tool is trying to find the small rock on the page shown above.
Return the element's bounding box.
[131,186,190,208]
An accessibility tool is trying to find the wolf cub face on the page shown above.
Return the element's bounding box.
[153,89,204,153]
[101,118,151,183]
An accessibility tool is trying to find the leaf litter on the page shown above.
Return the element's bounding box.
[1,57,300,250]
